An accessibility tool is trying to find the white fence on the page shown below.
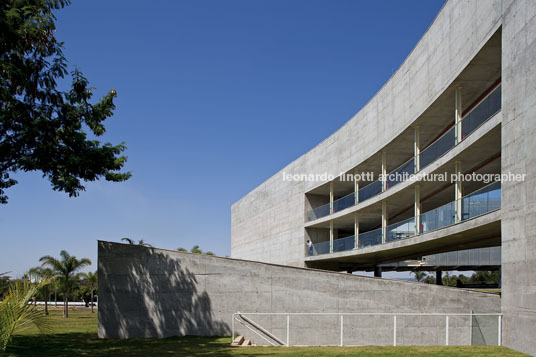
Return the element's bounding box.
[232,312,502,347]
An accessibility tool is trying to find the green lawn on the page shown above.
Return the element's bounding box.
[6,310,527,356]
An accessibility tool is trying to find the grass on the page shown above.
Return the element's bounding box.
[5,310,528,356]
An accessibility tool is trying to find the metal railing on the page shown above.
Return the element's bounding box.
[333,235,355,252]
[386,217,416,243]
[333,192,355,213]
[232,312,502,347]
[309,182,501,256]
[305,84,501,223]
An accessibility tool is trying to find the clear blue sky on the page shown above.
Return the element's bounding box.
[1,0,445,277]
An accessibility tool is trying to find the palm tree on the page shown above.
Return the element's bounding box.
[177,245,215,256]
[28,267,54,315]
[412,271,428,282]
[121,237,153,247]
[0,278,52,352]
[39,251,92,318]
[84,271,98,313]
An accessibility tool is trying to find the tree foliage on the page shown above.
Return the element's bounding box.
[121,237,152,247]
[177,245,215,256]
[39,250,91,317]
[0,0,131,204]
[0,278,52,352]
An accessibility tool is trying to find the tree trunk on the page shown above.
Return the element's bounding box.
[64,295,69,318]
[54,290,57,307]
[91,290,94,313]
[45,295,48,315]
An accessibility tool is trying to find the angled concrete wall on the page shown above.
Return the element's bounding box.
[98,241,500,346]
[501,0,536,355]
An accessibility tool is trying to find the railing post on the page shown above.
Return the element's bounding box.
[286,314,290,347]
[340,315,344,346]
[382,201,387,244]
[469,310,473,345]
[381,151,387,192]
[354,168,359,205]
[354,212,359,249]
[454,161,462,223]
[498,315,502,346]
[455,86,462,144]
[329,221,334,253]
[393,315,397,346]
[232,314,235,344]
[414,126,420,172]
[329,181,334,214]
[414,185,421,235]
[445,315,449,346]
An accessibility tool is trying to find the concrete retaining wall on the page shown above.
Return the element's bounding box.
[98,241,500,346]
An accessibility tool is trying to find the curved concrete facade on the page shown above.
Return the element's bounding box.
[231,0,503,266]
[231,0,536,354]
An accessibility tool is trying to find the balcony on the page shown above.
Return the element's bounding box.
[307,181,501,256]
[305,84,501,223]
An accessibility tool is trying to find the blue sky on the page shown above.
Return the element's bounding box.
[1,0,445,276]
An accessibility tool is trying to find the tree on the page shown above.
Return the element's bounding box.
[177,245,215,256]
[0,278,51,352]
[0,0,131,204]
[121,237,152,247]
[28,266,54,315]
[411,271,428,282]
[83,271,97,313]
[39,250,91,317]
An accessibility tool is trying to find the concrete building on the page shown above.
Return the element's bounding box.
[98,0,535,354]
[231,0,536,354]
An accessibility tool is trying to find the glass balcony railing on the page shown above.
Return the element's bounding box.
[305,84,501,223]
[307,203,330,222]
[462,181,501,220]
[358,180,382,202]
[333,235,355,252]
[386,157,415,189]
[420,201,456,234]
[333,192,355,213]
[308,241,330,256]
[420,126,456,169]
[358,228,383,249]
[461,84,501,139]
[386,217,416,243]
[309,182,501,256]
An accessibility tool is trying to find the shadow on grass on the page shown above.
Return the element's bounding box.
[7,334,246,357]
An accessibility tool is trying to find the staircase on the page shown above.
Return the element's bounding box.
[231,335,254,347]
[231,312,286,347]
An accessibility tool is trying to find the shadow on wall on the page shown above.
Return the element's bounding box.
[98,241,229,339]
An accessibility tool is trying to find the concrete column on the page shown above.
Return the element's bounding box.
[436,271,443,285]
[354,168,359,205]
[414,185,421,235]
[455,87,462,144]
[381,151,387,192]
[414,126,420,172]
[374,267,382,278]
[382,200,388,244]
[454,161,463,223]
[329,181,334,214]
[354,212,359,249]
[329,220,334,253]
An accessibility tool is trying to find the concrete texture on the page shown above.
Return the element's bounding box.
[501,0,536,355]
[231,0,503,267]
[230,0,535,353]
[99,241,501,346]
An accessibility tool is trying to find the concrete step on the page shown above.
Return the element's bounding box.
[241,339,252,346]
[231,335,245,347]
